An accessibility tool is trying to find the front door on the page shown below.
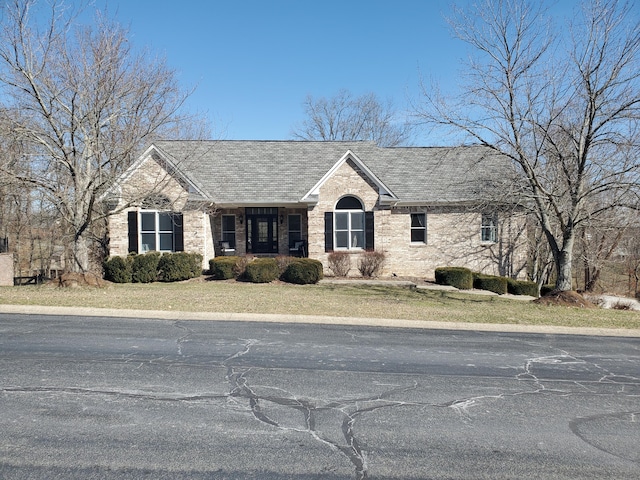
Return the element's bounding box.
[246,209,278,254]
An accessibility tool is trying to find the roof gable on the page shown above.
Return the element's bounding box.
[302,150,398,203]
[118,145,210,202]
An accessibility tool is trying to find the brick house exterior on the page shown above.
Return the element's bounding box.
[106,141,528,279]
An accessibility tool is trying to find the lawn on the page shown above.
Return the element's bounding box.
[1,278,638,331]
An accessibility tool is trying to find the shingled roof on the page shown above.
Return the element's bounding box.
[150,140,512,206]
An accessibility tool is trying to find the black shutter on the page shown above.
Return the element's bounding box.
[324,212,333,252]
[127,211,138,254]
[365,211,375,250]
[173,213,184,252]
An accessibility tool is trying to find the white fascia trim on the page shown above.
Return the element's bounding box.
[301,150,398,202]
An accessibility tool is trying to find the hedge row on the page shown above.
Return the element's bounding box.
[435,267,474,290]
[209,256,323,285]
[435,266,539,297]
[474,273,508,295]
[103,252,203,283]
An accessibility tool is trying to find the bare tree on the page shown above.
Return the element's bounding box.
[415,0,640,291]
[292,89,412,146]
[0,0,205,272]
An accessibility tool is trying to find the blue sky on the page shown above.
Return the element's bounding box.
[85,0,462,143]
[78,0,580,144]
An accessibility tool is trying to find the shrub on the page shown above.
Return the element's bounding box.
[158,252,203,282]
[244,258,279,283]
[131,252,161,283]
[506,278,539,297]
[540,284,555,296]
[357,251,385,278]
[103,256,132,283]
[209,256,240,280]
[282,258,324,284]
[328,251,351,277]
[473,274,508,295]
[435,267,473,290]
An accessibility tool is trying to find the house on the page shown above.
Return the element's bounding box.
[106,140,528,279]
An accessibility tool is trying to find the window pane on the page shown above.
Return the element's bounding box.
[159,233,173,251]
[411,213,425,228]
[482,227,497,243]
[336,196,363,210]
[481,213,497,242]
[158,213,173,231]
[411,229,426,243]
[336,231,349,248]
[288,215,301,231]
[222,215,235,231]
[141,212,155,232]
[352,231,365,248]
[141,233,156,252]
[258,220,268,242]
[222,232,236,248]
[289,231,302,244]
[335,212,349,230]
[350,212,364,230]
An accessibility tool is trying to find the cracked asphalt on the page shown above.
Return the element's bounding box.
[0,311,639,479]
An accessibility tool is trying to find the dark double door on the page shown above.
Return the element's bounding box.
[246,211,278,254]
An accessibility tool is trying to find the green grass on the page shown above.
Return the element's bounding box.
[0,279,638,330]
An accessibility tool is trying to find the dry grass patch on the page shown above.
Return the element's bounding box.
[0,279,638,330]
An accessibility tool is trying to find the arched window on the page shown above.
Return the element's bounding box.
[334,196,365,249]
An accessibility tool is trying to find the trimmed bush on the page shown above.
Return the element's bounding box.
[357,251,385,278]
[103,256,132,283]
[435,267,473,290]
[131,252,161,283]
[282,258,324,284]
[506,278,539,297]
[328,251,351,277]
[244,258,279,283]
[474,274,508,295]
[158,252,203,282]
[209,256,240,280]
[540,284,556,296]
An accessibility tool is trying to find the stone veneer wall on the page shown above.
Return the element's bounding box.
[108,157,213,269]
[109,155,528,278]
[307,159,528,279]
[0,253,14,286]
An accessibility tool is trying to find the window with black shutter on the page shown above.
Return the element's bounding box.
[127,210,184,253]
[325,196,375,251]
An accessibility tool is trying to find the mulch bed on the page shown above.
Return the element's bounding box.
[533,290,597,308]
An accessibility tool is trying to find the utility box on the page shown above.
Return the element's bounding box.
[0,253,14,286]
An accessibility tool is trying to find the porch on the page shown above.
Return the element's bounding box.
[213,207,308,258]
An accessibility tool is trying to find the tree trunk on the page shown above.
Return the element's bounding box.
[71,233,90,273]
[555,248,574,291]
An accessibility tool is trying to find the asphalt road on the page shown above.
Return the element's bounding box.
[1,313,639,479]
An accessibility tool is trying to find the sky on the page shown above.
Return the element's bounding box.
[74,0,466,143]
[71,0,578,143]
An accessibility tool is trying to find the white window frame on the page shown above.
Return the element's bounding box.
[334,210,365,250]
[139,210,174,253]
[410,212,427,244]
[481,213,498,243]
